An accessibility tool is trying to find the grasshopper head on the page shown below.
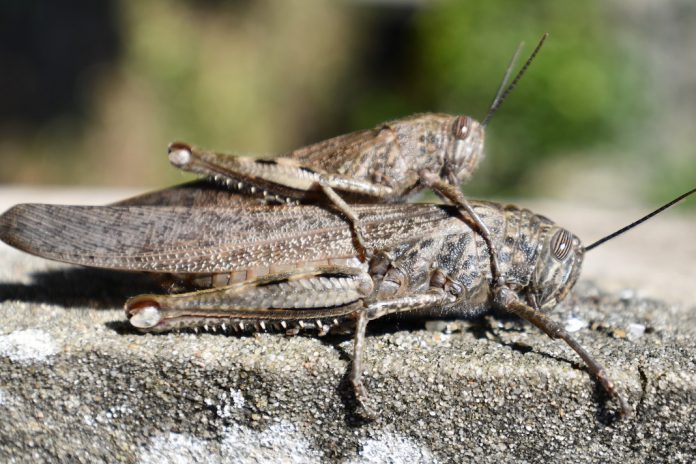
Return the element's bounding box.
[443,115,485,185]
[529,226,584,309]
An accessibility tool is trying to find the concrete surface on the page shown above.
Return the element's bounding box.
[0,188,695,463]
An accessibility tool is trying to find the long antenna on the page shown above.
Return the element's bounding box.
[584,187,696,251]
[482,32,548,127]
[485,42,524,122]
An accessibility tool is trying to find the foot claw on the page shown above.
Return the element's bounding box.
[616,392,632,419]
[351,378,378,420]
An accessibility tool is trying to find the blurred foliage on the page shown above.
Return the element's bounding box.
[0,0,693,206]
[412,1,647,196]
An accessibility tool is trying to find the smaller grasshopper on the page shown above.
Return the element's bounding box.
[167,34,549,282]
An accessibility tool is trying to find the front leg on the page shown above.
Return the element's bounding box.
[319,184,370,261]
[493,286,632,418]
[420,171,502,285]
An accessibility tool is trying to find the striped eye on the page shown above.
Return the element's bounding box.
[550,229,573,261]
[451,116,472,140]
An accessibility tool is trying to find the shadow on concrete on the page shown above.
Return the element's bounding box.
[0,267,165,309]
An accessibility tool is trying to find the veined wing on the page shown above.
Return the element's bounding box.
[0,201,470,274]
[286,127,395,175]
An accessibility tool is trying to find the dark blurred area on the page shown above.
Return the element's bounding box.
[0,1,120,124]
[0,0,694,206]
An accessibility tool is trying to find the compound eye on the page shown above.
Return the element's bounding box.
[550,229,573,261]
[452,116,472,140]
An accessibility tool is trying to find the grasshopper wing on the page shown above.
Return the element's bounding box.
[0,201,462,274]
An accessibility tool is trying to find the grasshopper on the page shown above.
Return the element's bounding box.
[167,34,549,281]
[2,180,692,418]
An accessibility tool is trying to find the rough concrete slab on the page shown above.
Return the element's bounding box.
[0,189,695,463]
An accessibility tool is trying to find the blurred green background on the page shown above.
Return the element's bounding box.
[1,0,694,206]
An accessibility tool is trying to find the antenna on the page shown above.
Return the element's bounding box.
[482,32,548,127]
[584,187,696,251]
[486,42,524,120]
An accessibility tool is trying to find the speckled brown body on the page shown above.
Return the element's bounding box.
[0,182,579,331]
[284,113,484,200]
[170,113,484,203]
[1,182,633,418]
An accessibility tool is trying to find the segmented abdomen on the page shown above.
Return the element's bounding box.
[410,203,554,318]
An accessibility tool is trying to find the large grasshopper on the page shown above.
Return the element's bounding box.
[3,180,691,418]
[167,34,548,281]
